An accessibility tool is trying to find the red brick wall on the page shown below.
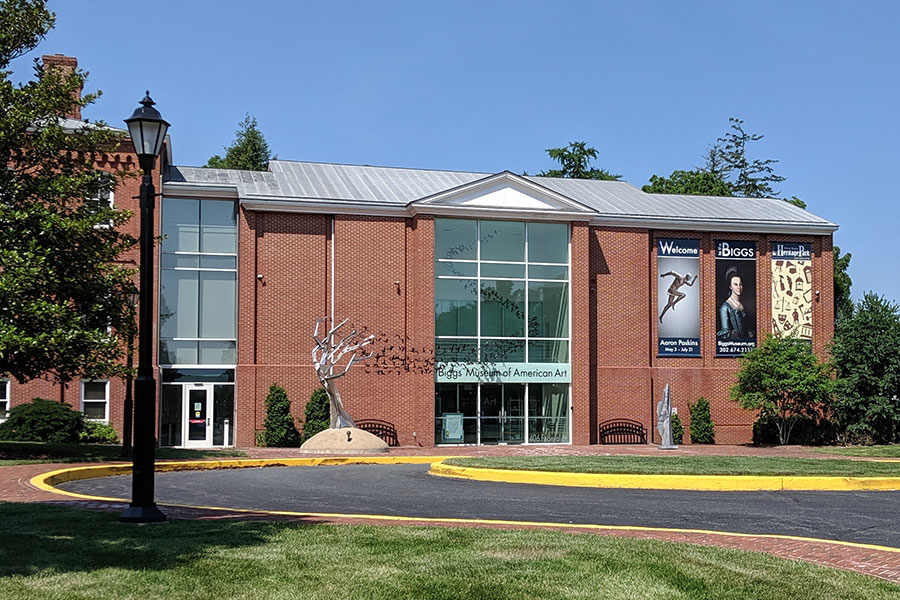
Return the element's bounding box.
[236,212,435,447]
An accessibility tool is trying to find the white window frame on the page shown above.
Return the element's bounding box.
[0,378,8,422]
[90,186,115,229]
[81,380,109,422]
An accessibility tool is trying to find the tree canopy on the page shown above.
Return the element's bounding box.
[206,114,274,171]
[643,117,788,199]
[712,118,786,198]
[0,0,137,384]
[731,335,834,445]
[831,293,900,444]
[538,141,620,180]
[642,169,732,196]
[833,246,854,324]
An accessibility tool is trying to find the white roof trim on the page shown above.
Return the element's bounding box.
[413,171,596,214]
[589,214,838,234]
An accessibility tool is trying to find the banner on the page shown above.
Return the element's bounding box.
[715,241,757,356]
[771,242,812,341]
[657,238,701,356]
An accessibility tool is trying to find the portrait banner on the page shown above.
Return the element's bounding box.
[771,242,812,341]
[715,240,757,356]
[657,238,701,356]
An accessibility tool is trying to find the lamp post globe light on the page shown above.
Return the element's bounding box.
[120,92,169,523]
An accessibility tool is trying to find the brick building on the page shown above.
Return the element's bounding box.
[3,57,837,447]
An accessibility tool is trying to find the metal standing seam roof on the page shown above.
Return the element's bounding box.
[163,160,838,231]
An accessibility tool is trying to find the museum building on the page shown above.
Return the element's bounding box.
[2,57,838,447]
[154,160,837,448]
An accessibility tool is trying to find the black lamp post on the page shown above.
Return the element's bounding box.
[121,288,139,459]
[120,92,169,523]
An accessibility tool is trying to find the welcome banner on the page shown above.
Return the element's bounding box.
[715,240,757,356]
[657,238,701,356]
[771,242,812,341]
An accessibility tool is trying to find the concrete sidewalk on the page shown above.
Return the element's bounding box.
[3,445,900,585]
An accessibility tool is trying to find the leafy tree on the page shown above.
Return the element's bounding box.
[262,384,301,447]
[711,117,786,198]
[731,335,834,445]
[0,0,137,385]
[833,246,853,324]
[538,141,620,180]
[302,387,330,441]
[688,397,715,444]
[642,169,732,196]
[206,113,274,171]
[831,293,900,444]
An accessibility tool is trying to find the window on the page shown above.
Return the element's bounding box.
[159,198,238,365]
[0,379,8,421]
[82,380,109,421]
[434,219,570,364]
[87,173,116,228]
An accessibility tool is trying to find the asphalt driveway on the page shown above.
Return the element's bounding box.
[60,463,900,547]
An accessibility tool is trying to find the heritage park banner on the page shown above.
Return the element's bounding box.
[657,238,701,356]
[715,240,757,356]
[771,242,812,341]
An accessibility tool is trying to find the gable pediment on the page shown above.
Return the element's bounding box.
[411,172,595,217]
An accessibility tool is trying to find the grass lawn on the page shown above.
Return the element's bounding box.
[444,455,900,477]
[0,503,896,600]
[815,445,900,458]
[0,441,246,465]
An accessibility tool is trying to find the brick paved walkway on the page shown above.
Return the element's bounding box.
[4,445,900,585]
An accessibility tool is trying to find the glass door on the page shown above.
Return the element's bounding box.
[480,383,525,444]
[183,383,213,447]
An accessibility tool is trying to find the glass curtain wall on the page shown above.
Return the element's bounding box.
[434,219,570,444]
[159,198,238,365]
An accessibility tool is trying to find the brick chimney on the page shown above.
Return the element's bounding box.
[42,54,82,120]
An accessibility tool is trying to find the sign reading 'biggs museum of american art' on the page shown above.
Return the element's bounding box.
[435,362,571,383]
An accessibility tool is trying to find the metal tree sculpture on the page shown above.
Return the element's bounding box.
[312,317,374,428]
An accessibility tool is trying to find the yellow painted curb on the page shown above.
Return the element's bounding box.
[30,456,458,500]
[429,462,900,491]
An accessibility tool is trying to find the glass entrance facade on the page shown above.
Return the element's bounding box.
[159,368,235,447]
[434,218,571,444]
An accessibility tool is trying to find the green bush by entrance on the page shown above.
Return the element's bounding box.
[79,421,119,444]
[688,397,715,444]
[262,384,301,447]
[671,411,684,445]
[302,388,330,442]
[0,398,84,443]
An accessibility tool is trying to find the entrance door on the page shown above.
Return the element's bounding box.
[184,383,213,447]
[480,383,525,444]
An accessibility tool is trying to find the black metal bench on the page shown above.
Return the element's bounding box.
[355,419,400,447]
[598,419,647,444]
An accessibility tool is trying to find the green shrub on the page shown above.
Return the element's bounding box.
[671,411,684,445]
[0,398,84,443]
[302,388,330,441]
[262,384,301,447]
[688,397,715,444]
[79,421,119,444]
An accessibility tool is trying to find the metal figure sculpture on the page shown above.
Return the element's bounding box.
[312,317,374,428]
[656,383,677,449]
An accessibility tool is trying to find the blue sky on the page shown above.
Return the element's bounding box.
[12,1,898,303]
